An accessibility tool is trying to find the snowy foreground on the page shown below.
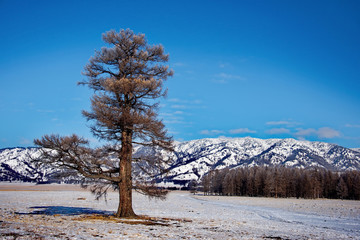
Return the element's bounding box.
[0,184,359,239]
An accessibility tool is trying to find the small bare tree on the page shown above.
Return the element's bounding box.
[34,29,173,218]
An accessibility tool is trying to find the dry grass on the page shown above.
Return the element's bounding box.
[73,214,192,226]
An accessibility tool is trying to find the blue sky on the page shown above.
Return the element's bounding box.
[1,0,360,148]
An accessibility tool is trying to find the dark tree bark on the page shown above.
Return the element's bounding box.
[34,29,173,218]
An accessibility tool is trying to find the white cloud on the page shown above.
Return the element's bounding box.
[171,105,187,109]
[266,121,291,125]
[201,128,256,136]
[167,130,180,135]
[294,127,340,139]
[160,113,174,117]
[217,73,245,80]
[212,79,228,84]
[317,127,341,139]
[266,120,301,127]
[218,62,233,68]
[163,120,184,124]
[266,128,291,135]
[167,99,202,108]
[172,62,185,67]
[294,128,317,138]
[229,128,256,134]
[200,130,210,135]
[167,98,202,104]
[200,129,225,135]
[168,98,181,102]
[213,72,245,84]
[160,112,185,124]
[212,130,225,134]
[345,124,360,128]
[192,100,202,104]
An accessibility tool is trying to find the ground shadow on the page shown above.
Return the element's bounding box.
[16,206,113,216]
[14,206,192,226]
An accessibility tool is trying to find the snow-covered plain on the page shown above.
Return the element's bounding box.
[0,184,359,239]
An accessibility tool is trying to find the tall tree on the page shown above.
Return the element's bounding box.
[34,29,174,217]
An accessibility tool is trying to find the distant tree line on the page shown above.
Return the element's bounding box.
[200,166,360,200]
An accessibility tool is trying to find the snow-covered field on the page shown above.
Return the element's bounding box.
[0,183,359,239]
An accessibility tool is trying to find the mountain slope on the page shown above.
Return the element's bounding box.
[1,137,360,186]
[134,137,360,186]
[0,147,77,183]
[0,147,47,182]
[353,148,360,153]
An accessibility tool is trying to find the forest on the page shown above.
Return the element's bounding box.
[198,166,360,200]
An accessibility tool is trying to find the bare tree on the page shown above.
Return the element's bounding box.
[34,29,174,218]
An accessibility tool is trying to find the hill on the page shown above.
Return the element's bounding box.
[1,137,360,186]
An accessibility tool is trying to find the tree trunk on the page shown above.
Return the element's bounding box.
[115,129,136,218]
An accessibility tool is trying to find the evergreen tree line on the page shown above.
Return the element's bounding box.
[200,166,360,200]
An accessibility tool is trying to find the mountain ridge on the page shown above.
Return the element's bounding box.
[134,137,360,187]
[1,137,360,186]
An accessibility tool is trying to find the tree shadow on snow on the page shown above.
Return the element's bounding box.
[15,206,193,226]
[16,206,113,216]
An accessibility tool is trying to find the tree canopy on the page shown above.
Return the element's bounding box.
[35,29,174,217]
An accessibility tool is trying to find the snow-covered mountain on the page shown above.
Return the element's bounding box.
[1,137,360,186]
[353,148,360,153]
[138,137,360,186]
[0,147,77,183]
[0,147,47,182]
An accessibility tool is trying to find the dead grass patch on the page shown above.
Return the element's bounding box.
[73,214,192,226]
